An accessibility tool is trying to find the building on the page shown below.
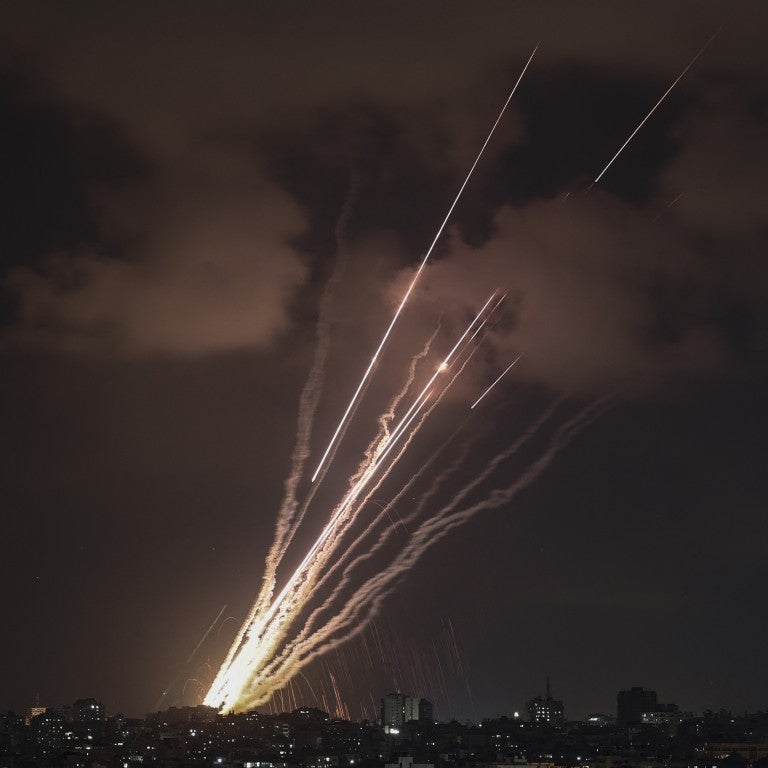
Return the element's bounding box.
[381,694,433,731]
[640,709,680,727]
[585,713,615,727]
[616,688,677,727]
[526,677,565,726]
[382,694,406,731]
[29,710,65,751]
[26,706,47,727]
[616,688,657,726]
[417,699,433,723]
[72,698,105,722]
[385,756,434,768]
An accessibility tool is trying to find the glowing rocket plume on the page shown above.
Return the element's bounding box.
[218,178,358,683]
[204,296,497,710]
[291,342,483,624]
[310,47,538,483]
[215,353,482,710]
[592,33,718,186]
[289,397,562,655]
[232,400,607,711]
[262,175,359,570]
[470,356,520,409]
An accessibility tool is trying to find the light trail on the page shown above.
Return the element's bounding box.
[239,401,607,710]
[230,384,559,711]
[205,389,434,709]
[310,47,538,483]
[592,33,718,186]
[287,345,484,641]
[255,294,495,629]
[470,356,521,409]
[154,603,227,711]
[256,175,359,617]
[207,391,435,710]
[289,397,561,654]
[375,292,497,452]
[186,604,227,665]
[204,294,498,710]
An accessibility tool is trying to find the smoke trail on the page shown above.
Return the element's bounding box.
[209,306,493,710]
[346,322,441,504]
[310,47,538,483]
[232,400,607,707]
[230,398,573,706]
[240,398,609,705]
[210,177,360,692]
[277,328,489,651]
[288,342,485,635]
[258,174,359,596]
[379,321,441,439]
[206,388,437,710]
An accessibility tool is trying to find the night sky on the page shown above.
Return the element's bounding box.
[1,1,767,722]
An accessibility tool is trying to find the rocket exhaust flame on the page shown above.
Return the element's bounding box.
[592,32,718,186]
[229,400,606,713]
[310,47,538,483]
[204,294,500,710]
[470,356,521,409]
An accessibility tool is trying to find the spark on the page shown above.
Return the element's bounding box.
[310,46,538,483]
[470,356,521,409]
[592,32,718,186]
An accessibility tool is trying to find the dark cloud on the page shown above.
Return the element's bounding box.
[397,190,755,392]
[4,174,308,356]
[661,84,768,236]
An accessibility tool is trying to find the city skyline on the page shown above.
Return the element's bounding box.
[8,688,768,768]
[8,682,759,725]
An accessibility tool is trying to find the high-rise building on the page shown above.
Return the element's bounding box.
[616,688,658,726]
[403,697,420,724]
[25,694,46,726]
[381,694,433,731]
[382,693,407,730]
[29,710,65,750]
[25,706,46,727]
[526,677,565,726]
[418,699,433,723]
[72,698,105,722]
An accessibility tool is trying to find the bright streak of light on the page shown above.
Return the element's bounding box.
[204,294,498,711]
[470,356,521,409]
[248,295,494,633]
[592,32,718,186]
[310,47,538,483]
[186,604,227,665]
[251,401,608,709]
[205,391,434,710]
[383,291,497,447]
